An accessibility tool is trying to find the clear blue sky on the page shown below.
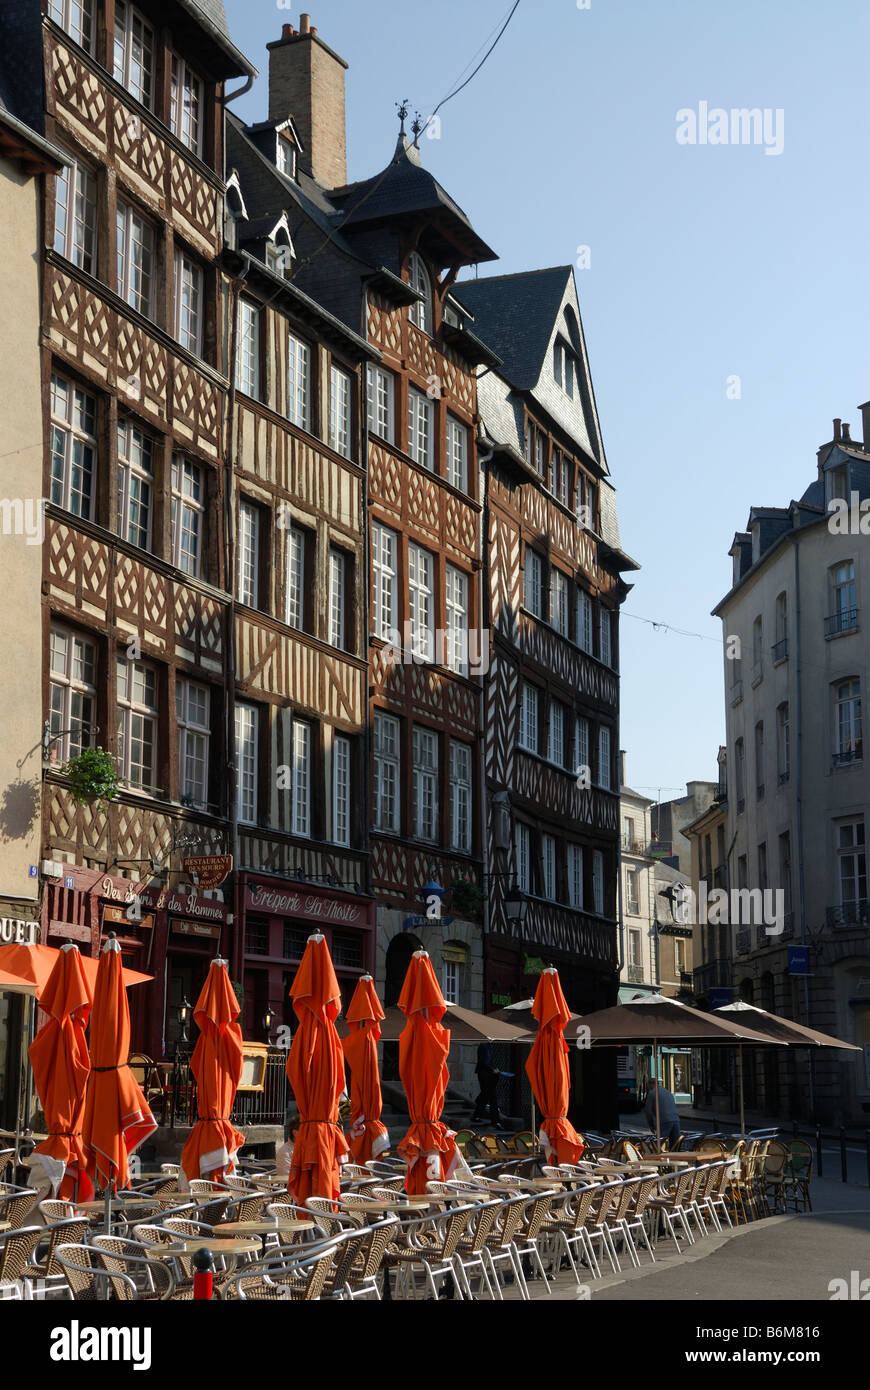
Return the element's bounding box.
[224,0,870,801]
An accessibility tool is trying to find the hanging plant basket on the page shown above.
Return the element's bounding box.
[449,877,484,919]
[63,747,121,810]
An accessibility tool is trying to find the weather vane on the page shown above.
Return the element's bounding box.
[396,99,409,136]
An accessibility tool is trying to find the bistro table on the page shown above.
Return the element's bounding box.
[159,1236,261,1259]
[218,1219,316,1255]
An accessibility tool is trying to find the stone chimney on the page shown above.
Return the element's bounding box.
[267,17,348,189]
[861,400,870,451]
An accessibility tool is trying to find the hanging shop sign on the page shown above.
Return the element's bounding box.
[182,854,233,890]
[103,904,154,930]
[171,918,221,941]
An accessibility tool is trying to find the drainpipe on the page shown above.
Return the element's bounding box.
[478,429,492,1005]
[224,268,247,989]
[790,532,814,1118]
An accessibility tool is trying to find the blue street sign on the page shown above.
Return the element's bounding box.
[28,865,38,878]
[788,946,809,976]
[65,876,75,890]
[708,988,733,1009]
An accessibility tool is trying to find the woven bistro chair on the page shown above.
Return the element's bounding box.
[477,1193,531,1299]
[328,1218,399,1301]
[449,1198,500,1301]
[381,1204,474,1301]
[56,1242,178,1301]
[784,1140,813,1212]
[24,1217,89,1298]
[92,1234,192,1300]
[540,1182,603,1285]
[0,1150,15,1181]
[0,1226,43,1299]
[39,1198,77,1223]
[221,1235,343,1301]
[648,1168,696,1251]
[0,1184,39,1227]
[763,1139,790,1213]
[615,1175,659,1265]
[511,1191,555,1293]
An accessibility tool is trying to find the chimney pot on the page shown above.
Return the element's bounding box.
[300,13,311,32]
[842,422,851,442]
[833,418,842,441]
[282,23,295,38]
[310,26,317,35]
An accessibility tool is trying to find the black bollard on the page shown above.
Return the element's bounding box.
[816,1123,823,1179]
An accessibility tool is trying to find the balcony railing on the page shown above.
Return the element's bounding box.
[826,900,870,930]
[730,680,743,707]
[169,1045,289,1128]
[626,964,645,984]
[621,838,649,857]
[825,607,859,637]
[771,638,789,663]
[833,745,863,767]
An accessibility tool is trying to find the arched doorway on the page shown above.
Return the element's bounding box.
[382,933,421,1082]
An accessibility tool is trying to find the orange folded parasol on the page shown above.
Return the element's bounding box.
[286,933,349,1203]
[342,974,390,1165]
[397,950,460,1195]
[524,967,584,1166]
[28,943,94,1202]
[81,936,156,1191]
[0,942,151,996]
[180,958,245,1185]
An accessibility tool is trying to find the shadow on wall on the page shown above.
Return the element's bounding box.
[0,777,40,842]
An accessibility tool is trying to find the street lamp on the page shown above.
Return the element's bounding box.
[504,882,528,926]
[177,996,192,1044]
[262,1005,274,1041]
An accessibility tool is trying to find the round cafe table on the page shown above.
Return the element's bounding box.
[159,1236,261,1259]
[219,1219,316,1254]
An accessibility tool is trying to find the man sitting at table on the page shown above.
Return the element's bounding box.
[643,1079,681,1149]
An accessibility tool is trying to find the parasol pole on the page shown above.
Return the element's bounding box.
[738,1044,745,1138]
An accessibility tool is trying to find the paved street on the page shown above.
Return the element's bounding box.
[508,1178,870,1301]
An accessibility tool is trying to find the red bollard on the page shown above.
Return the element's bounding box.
[193,1246,214,1300]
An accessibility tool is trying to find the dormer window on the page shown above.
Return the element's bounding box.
[266,240,292,278]
[407,252,432,334]
[826,462,848,508]
[276,135,297,180]
[553,339,575,397]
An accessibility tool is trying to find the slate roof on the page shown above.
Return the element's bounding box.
[455,267,573,391]
[331,139,497,266]
[176,0,255,77]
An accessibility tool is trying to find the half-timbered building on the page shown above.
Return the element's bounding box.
[0,0,254,1057]
[457,267,638,1125]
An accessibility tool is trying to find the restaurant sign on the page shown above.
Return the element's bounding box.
[103,904,154,931]
[171,918,221,941]
[245,883,373,927]
[182,854,233,890]
[98,877,227,923]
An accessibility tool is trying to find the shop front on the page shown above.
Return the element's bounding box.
[0,912,41,1134]
[43,867,231,1060]
[236,874,376,1042]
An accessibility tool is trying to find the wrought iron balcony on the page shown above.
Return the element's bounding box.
[626,964,645,984]
[826,900,870,929]
[771,638,789,663]
[833,745,863,767]
[825,607,858,637]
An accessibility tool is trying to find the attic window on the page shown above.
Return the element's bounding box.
[407,252,432,335]
[553,340,575,398]
[276,135,297,180]
[826,463,848,508]
[266,239,293,278]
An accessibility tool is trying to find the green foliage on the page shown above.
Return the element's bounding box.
[63,747,121,810]
[449,877,484,918]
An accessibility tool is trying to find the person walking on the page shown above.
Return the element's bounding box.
[644,1078,681,1149]
[471,1042,505,1129]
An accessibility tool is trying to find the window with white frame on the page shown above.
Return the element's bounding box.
[599,607,612,666]
[550,568,569,634]
[837,818,866,910]
[176,678,210,807]
[237,500,260,607]
[628,928,642,968]
[445,565,468,676]
[266,239,292,277]
[372,522,398,640]
[329,548,347,649]
[516,822,531,893]
[366,363,395,442]
[560,456,571,510]
[333,735,350,846]
[285,526,305,631]
[449,740,472,853]
[116,202,154,315]
[113,1,153,108]
[574,714,590,775]
[524,549,543,617]
[626,866,639,914]
[832,560,857,621]
[834,678,862,763]
[170,55,203,154]
[49,626,96,761]
[48,0,94,51]
[598,725,611,790]
[407,252,432,334]
[407,386,434,469]
[287,333,311,431]
[412,726,438,842]
[117,659,158,791]
[50,373,96,519]
[548,701,565,766]
[447,415,468,492]
[577,589,593,653]
[173,250,203,355]
[567,844,584,908]
[442,958,460,1005]
[116,419,153,550]
[543,833,557,899]
[373,712,400,833]
[276,135,297,179]
[170,456,203,578]
[236,299,260,398]
[408,543,434,661]
[291,719,310,837]
[329,364,351,458]
[592,850,605,915]
[536,433,546,479]
[54,154,97,274]
[234,702,258,824]
[519,683,539,753]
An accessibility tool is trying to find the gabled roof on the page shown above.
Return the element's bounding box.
[455,267,573,390]
[330,137,497,267]
[176,0,256,79]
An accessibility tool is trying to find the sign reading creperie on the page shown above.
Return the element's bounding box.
[244,883,374,927]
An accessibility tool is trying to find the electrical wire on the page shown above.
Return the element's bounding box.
[621,610,723,644]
